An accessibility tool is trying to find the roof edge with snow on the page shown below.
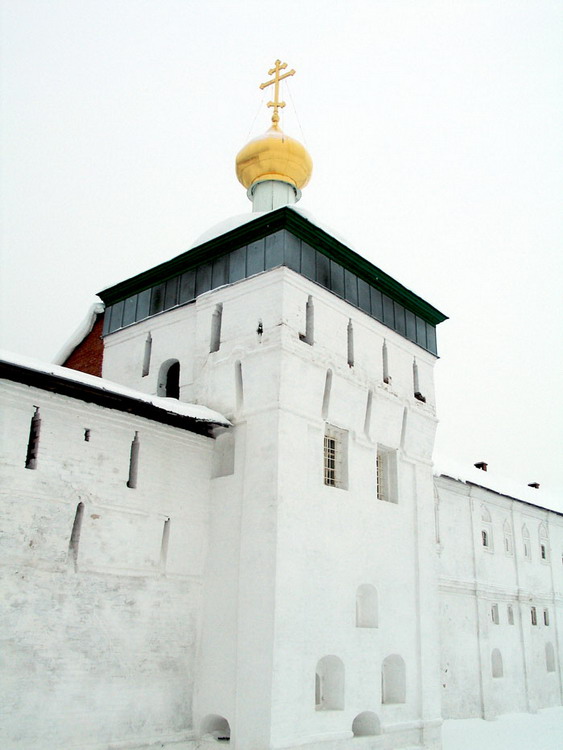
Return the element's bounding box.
[52,302,105,366]
[434,461,561,516]
[0,350,229,437]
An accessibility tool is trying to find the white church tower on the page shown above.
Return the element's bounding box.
[98,61,447,749]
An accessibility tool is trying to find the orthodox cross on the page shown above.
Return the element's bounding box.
[260,59,295,124]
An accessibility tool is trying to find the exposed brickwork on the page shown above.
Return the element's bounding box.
[63,315,104,376]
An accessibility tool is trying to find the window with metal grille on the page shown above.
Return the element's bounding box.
[376,453,385,501]
[376,448,397,503]
[323,425,348,489]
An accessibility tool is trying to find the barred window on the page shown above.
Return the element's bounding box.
[377,448,397,503]
[323,425,348,489]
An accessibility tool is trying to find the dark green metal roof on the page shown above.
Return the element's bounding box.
[98,206,447,327]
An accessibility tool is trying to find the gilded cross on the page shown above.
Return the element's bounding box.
[260,59,295,124]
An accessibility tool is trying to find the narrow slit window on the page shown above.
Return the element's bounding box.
[127,431,140,489]
[382,341,389,384]
[364,390,373,437]
[321,369,332,420]
[544,609,549,626]
[299,295,314,345]
[68,502,85,571]
[503,520,513,555]
[531,606,537,626]
[522,525,531,560]
[25,406,41,470]
[210,303,223,353]
[491,604,499,624]
[507,605,514,625]
[235,360,244,411]
[142,332,152,377]
[160,518,170,572]
[347,319,354,367]
[413,359,426,402]
[84,429,91,442]
[539,524,549,562]
[481,506,493,551]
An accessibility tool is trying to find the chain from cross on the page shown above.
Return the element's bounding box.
[259,59,295,124]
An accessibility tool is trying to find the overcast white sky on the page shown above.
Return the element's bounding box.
[1,1,562,509]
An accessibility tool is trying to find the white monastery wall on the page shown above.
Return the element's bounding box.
[436,474,563,722]
[3,255,561,750]
[0,378,214,750]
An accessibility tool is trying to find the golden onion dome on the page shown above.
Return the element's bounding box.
[235,123,313,192]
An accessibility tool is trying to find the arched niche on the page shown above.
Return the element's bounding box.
[382,654,406,704]
[356,584,378,628]
[352,711,380,737]
[157,359,180,399]
[200,714,230,742]
[315,655,345,710]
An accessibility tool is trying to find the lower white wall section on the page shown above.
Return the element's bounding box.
[0,379,213,750]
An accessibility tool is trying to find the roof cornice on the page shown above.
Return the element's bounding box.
[98,207,447,326]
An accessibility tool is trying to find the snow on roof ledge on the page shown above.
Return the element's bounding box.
[53,302,105,366]
[434,455,561,514]
[188,204,360,257]
[1,349,230,428]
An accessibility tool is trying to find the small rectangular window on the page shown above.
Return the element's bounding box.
[330,261,345,297]
[405,310,416,341]
[416,315,427,348]
[150,284,165,315]
[544,609,550,626]
[284,233,301,272]
[164,276,179,309]
[179,269,196,303]
[122,295,137,327]
[265,231,284,269]
[382,295,394,327]
[507,605,514,625]
[376,447,398,503]
[247,239,265,276]
[109,300,124,332]
[136,288,151,319]
[316,252,330,287]
[426,323,437,355]
[195,263,212,297]
[394,302,406,336]
[531,607,537,626]
[358,279,371,314]
[370,287,383,321]
[229,246,246,283]
[491,604,499,624]
[344,269,358,306]
[212,255,228,288]
[323,425,348,490]
[301,242,316,280]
